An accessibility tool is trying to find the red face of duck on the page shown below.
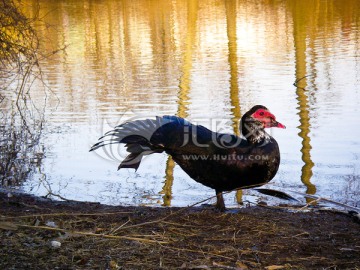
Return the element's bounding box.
[251,108,286,129]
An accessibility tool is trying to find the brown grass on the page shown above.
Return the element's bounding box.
[1,191,359,269]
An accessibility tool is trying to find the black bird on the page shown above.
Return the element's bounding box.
[90,105,285,211]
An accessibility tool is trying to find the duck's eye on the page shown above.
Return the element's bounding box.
[259,111,264,116]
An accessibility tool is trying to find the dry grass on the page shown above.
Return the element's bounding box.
[1,192,360,269]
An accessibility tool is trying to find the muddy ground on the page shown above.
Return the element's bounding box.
[0,191,359,270]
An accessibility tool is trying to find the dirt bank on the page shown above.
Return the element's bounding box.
[0,191,359,269]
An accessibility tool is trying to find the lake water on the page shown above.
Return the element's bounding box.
[14,0,360,209]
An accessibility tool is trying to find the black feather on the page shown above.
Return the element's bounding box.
[118,153,142,171]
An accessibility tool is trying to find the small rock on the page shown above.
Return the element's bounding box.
[45,221,57,228]
[50,240,61,248]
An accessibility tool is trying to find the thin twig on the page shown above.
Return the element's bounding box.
[110,218,131,234]
[44,191,87,203]
[293,75,310,89]
[291,191,360,212]
[296,198,321,212]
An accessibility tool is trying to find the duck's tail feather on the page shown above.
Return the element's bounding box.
[90,116,182,170]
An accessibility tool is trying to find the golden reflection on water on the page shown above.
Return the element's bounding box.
[20,0,360,206]
[225,0,243,204]
[291,1,317,200]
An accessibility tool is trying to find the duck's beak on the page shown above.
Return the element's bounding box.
[270,118,286,129]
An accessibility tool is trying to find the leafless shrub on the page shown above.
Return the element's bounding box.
[0,0,45,186]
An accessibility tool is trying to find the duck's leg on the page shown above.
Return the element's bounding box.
[215,190,226,212]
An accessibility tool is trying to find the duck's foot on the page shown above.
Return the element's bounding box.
[215,191,226,212]
[200,191,227,212]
